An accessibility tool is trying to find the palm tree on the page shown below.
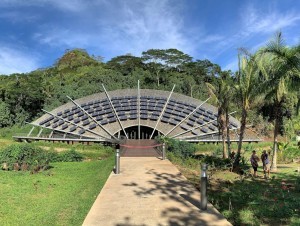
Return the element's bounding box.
[258,32,300,170]
[206,72,232,159]
[234,51,261,167]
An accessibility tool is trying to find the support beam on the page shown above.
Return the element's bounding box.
[42,109,107,139]
[67,96,119,140]
[102,84,128,139]
[37,128,43,137]
[164,97,211,136]
[137,80,141,140]
[149,85,175,139]
[27,126,35,137]
[171,111,236,138]
[178,127,239,140]
[49,130,54,138]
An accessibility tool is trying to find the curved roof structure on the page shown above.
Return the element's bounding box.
[25,87,241,143]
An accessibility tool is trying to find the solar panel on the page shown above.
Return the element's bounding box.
[67,116,73,121]
[83,105,90,110]
[201,128,208,133]
[95,107,102,111]
[82,115,88,121]
[101,120,108,125]
[71,106,77,111]
[149,115,157,121]
[87,108,94,114]
[174,116,181,122]
[208,125,216,131]
[74,118,80,123]
[77,112,84,117]
[79,129,85,134]
[108,117,116,123]
[197,119,204,125]
[107,113,114,118]
[152,112,160,116]
[129,114,137,119]
[64,109,70,114]
[68,111,75,117]
[189,116,196,122]
[163,113,171,118]
[203,117,210,122]
[82,120,90,126]
[169,120,177,125]
[161,117,169,123]
[52,124,58,129]
[96,116,102,121]
[192,130,199,135]
[140,114,148,119]
[61,124,68,130]
[91,112,98,117]
[53,118,59,123]
[187,121,194,127]
[70,126,76,132]
[119,115,127,121]
[180,124,189,130]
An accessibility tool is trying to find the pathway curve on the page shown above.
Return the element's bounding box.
[83,157,231,226]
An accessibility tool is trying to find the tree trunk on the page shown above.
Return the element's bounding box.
[220,114,228,159]
[156,71,160,87]
[234,107,247,167]
[226,110,231,154]
[271,104,279,171]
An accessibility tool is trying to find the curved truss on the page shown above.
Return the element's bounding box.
[19,82,245,143]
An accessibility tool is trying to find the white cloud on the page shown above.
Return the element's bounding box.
[0,47,39,75]
[30,0,196,60]
[205,5,300,64]
[243,5,300,34]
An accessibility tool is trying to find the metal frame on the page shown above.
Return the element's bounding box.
[42,109,108,139]
[67,96,119,140]
[164,97,211,136]
[149,84,176,139]
[102,84,128,139]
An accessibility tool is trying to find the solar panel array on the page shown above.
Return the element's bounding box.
[37,95,238,138]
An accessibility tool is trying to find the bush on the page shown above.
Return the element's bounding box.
[58,148,83,162]
[196,155,231,169]
[164,138,196,158]
[0,143,51,172]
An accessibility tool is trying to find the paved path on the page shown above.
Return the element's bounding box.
[83,157,231,226]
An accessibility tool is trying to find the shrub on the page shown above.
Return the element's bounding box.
[164,138,196,158]
[58,148,83,162]
[0,143,51,172]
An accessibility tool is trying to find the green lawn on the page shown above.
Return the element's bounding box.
[0,157,114,226]
[169,150,300,226]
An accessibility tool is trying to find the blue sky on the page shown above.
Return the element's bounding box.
[0,0,299,75]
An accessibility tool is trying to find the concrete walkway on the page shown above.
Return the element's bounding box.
[83,157,231,226]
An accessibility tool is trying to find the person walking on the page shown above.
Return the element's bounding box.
[261,150,270,179]
[250,150,260,177]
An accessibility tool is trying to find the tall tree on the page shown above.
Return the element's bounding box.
[234,51,261,166]
[258,32,300,170]
[206,73,232,159]
[142,49,166,86]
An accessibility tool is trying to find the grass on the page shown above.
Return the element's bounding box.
[168,144,300,226]
[0,140,115,226]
